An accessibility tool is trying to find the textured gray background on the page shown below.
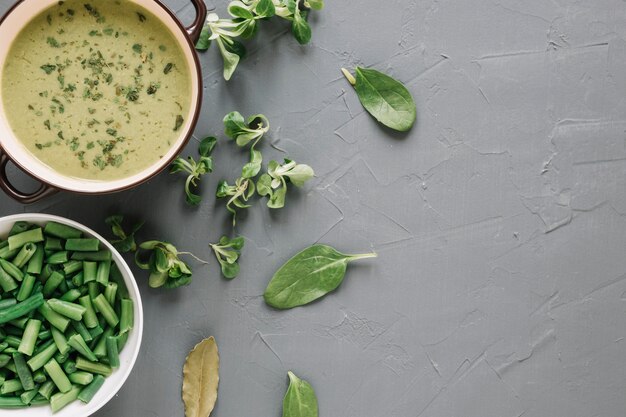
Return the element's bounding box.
[1,0,626,416]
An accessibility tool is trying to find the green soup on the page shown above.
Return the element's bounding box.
[1,0,192,180]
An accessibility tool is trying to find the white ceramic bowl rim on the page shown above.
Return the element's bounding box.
[0,0,204,194]
[0,213,144,417]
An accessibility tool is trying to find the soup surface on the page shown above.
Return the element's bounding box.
[1,0,192,180]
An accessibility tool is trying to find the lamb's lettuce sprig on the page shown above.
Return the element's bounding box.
[257,159,314,208]
[210,236,244,279]
[196,0,324,80]
[170,137,217,206]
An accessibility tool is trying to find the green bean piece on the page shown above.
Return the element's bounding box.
[33,369,47,383]
[1,379,23,394]
[60,289,82,302]
[18,319,41,356]
[44,358,72,393]
[71,321,93,342]
[44,222,82,240]
[50,385,80,412]
[38,329,52,341]
[0,258,23,282]
[104,282,118,306]
[88,282,100,308]
[63,260,83,276]
[20,385,41,405]
[66,239,100,252]
[116,332,129,351]
[119,299,134,335]
[13,242,37,268]
[49,328,69,357]
[63,359,77,374]
[0,353,11,367]
[83,261,97,283]
[0,396,27,408]
[75,357,112,376]
[48,299,86,321]
[88,325,103,339]
[78,374,105,403]
[58,278,69,294]
[38,303,70,332]
[31,394,50,405]
[5,335,21,348]
[93,327,114,358]
[105,336,120,368]
[45,237,63,252]
[0,293,44,324]
[40,263,54,283]
[0,341,8,352]
[27,341,57,371]
[0,240,19,260]
[26,243,44,275]
[0,298,17,310]
[38,380,56,399]
[72,271,84,287]
[55,351,70,364]
[13,352,35,391]
[9,221,31,236]
[96,260,111,286]
[43,271,64,297]
[68,334,97,362]
[78,295,98,329]
[46,251,69,265]
[68,371,93,385]
[8,228,44,251]
[71,250,112,262]
[16,274,36,302]
[8,316,28,329]
[0,270,18,293]
[92,294,118,328]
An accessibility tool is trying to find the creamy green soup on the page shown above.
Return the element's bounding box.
[1,0,192,180]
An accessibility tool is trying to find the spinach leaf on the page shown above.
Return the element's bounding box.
[282,371,318,417]
[342,67,416,132]
[264,244,376,309]
[210,236,244,279]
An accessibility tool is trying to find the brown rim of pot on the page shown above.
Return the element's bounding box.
[0,0,206,198]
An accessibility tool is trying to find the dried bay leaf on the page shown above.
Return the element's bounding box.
[182,336,220,417]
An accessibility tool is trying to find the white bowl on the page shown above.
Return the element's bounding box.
[0,213,143,417]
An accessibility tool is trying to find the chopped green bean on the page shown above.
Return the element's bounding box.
[71,320,93,342]
[38,380,56,399]
[68,371,93,385]
[60,288,82,302]
[83,261,97,283]
[66,238,100,252]
[46,251,69,265]
[0,353,11,367]
[72,271,84,287]
[45,237,63,251]
[68,334,97,362]
[75,357,111,376]
[96,260,111,286]
[26,243,44,274]
[12,242,37,268]
[93,327,114,358]
[63,359,77,374]
[1,379,23,394]
[106,336,120,368]
[20,385,40,404]
[43,271,65,297]
[0,293,44,324]
[8,228,44,251]
[33,369,47,383]
[27,341,58,372]
[16,274,36,302]
[0,396,27,408]
[78,295,98,329]
[48,298,86,321]
[50,385,81,412]
[0,298,17,310]
[93,294,118,328]
[78,374,105,403]
[119,299,134,335]
[44,222,82,240]
[63,260,83,276]
[50,327,70,355]
[38,303,70,332]
[71,250,112,262]
[18,319,41,356]
[13,352,35,390]
[44,358,72,393]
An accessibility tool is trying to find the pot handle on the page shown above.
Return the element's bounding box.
[0,148,57,204]
[185,0,208,45]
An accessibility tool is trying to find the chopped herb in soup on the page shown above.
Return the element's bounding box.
[1,0,192,180]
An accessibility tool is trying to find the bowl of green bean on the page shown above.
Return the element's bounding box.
[0,213,143,416]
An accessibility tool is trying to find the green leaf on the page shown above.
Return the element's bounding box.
[217,39,241,81]
[304,0,324,10]
[228,2,254,19]
[292,12,312,44]
[223,39,247,59]
[256,174,273,197]
[105,215,143,253]
[264,244,377,309]
[345,67,416,132]
[282,371,318,417]
[268,186,286,209]
[242,149,263,178]
[196,25,211,51]
[199,136,218,157]
[256,0,276,17]
[211,236,244,279]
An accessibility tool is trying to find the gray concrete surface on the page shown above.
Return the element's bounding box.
[2,0,626,416]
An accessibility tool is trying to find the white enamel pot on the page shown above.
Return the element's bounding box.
[0,0,207,203]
